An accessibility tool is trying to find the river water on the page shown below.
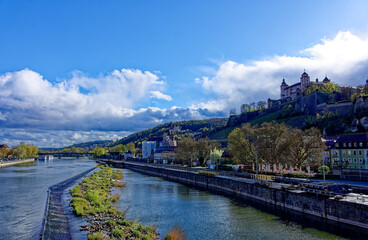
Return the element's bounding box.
[0,159,362,240]
[0,157,96,240]
[117,169,352,240]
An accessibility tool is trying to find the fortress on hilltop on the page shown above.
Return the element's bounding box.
[280,71,331,100]
[268,70,361,109]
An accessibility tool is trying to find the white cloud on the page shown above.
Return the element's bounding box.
[150,90,173,101]
[197,31,368,112]
[3,31,368,147]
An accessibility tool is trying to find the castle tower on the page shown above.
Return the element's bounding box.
[300,70,310,92]
[322,75,330,83]
[280,78,288,99]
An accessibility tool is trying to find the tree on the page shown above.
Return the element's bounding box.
[12,142,27,159]
[126,142,136,157]
[26,144,38,158]
[92,147,107,158]
[256,122,292,167]
[195,138,220,166]
[210,148,224,170]
[0,148,10,159]
[176,137,196,166]
[288,128,324,169]
[110,144,127,154]
[228,124,259,165]
[241,104,251,113]
[256,101,267,111]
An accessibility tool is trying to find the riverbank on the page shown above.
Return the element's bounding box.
[40,167,96,239]
[70,167,159,239]
[0,158,35,168]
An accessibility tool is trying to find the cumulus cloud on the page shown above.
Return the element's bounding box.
[150,91,173,101]
[3,31,368,147]
[196,31,368,112]
[0,68,220,146]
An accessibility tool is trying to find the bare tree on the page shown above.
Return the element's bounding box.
[288,128,324,169]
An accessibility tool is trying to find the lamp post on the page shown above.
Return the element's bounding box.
[322,157,325,181]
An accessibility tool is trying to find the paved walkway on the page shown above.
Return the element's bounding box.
[40,167,95,240]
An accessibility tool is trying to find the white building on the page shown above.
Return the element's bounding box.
[142,141,157,159]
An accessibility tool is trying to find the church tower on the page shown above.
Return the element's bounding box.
[280,78,288,99]
[300,70,310,92]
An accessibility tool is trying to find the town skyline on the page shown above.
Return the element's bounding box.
[1,1,368,147]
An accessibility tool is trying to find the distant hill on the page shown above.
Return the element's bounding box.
[113,118,228,147]
[67,140,113,150]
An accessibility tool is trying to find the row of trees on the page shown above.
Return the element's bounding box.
[176,138,220,166]
[240,101,267,114]
[0,142,39,159]
[92,142,136,158]
[228,122,323,170]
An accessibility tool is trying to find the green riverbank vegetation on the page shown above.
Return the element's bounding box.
[70,167,159,239]
[0,142,38,159]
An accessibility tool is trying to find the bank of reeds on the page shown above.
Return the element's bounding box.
[70,167,159,239]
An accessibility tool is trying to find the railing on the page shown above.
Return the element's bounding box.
[251,174,275,181]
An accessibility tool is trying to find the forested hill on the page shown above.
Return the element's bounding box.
[114,118,228,147]
[67,140,113,150]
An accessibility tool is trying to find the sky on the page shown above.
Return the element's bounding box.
[1,0,368,147]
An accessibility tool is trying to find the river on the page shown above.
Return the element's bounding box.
[0,159,361,240]
[116,169,351,240]
[0,157,96,240]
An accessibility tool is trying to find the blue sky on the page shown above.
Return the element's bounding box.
[1,0,368,147]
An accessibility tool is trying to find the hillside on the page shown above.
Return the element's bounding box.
[67,140,113,150]
[113,118,228,147]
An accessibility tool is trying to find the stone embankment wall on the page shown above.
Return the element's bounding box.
[40,167,96,240]
[109,161,368,230]
[0,158,35,168]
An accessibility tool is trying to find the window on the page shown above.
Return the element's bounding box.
[359,159,363,163]
[347,150,352,155]
[354,142,357,147]
[343,158,347,162]
[359,150,362,155]
[336,143,339,147]
[348,158,352,163]
[359,142,363,147]
[353,150,357,155]
[349,143,352,147]
[342,150,346,155]
[353,158,357,163]
[343,143,347,147]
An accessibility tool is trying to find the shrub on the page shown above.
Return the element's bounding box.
[87,231,104,240]
[133,230,142,238]
[165,225,186,240]
[111,194,120,203]
[112,228,124,237]
[318,165,330,174]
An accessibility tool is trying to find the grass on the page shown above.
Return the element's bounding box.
[70,166,159,239]
[209,126,236,139]
[165,225,186,240]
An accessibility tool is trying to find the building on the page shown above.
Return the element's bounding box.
[124,150,133,160]
[329,133,368,171]
[142,141,156,159]
[280,71,330,100]
[153,146,177,163]
[0,144,10,149]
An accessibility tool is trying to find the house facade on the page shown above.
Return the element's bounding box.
[329,133,368,171]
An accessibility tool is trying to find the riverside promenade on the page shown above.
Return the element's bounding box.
[0,158,35,168]
[40,167,96,240]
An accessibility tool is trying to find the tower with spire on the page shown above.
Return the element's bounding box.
[280,78,288,99]
[300,70,310,91]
